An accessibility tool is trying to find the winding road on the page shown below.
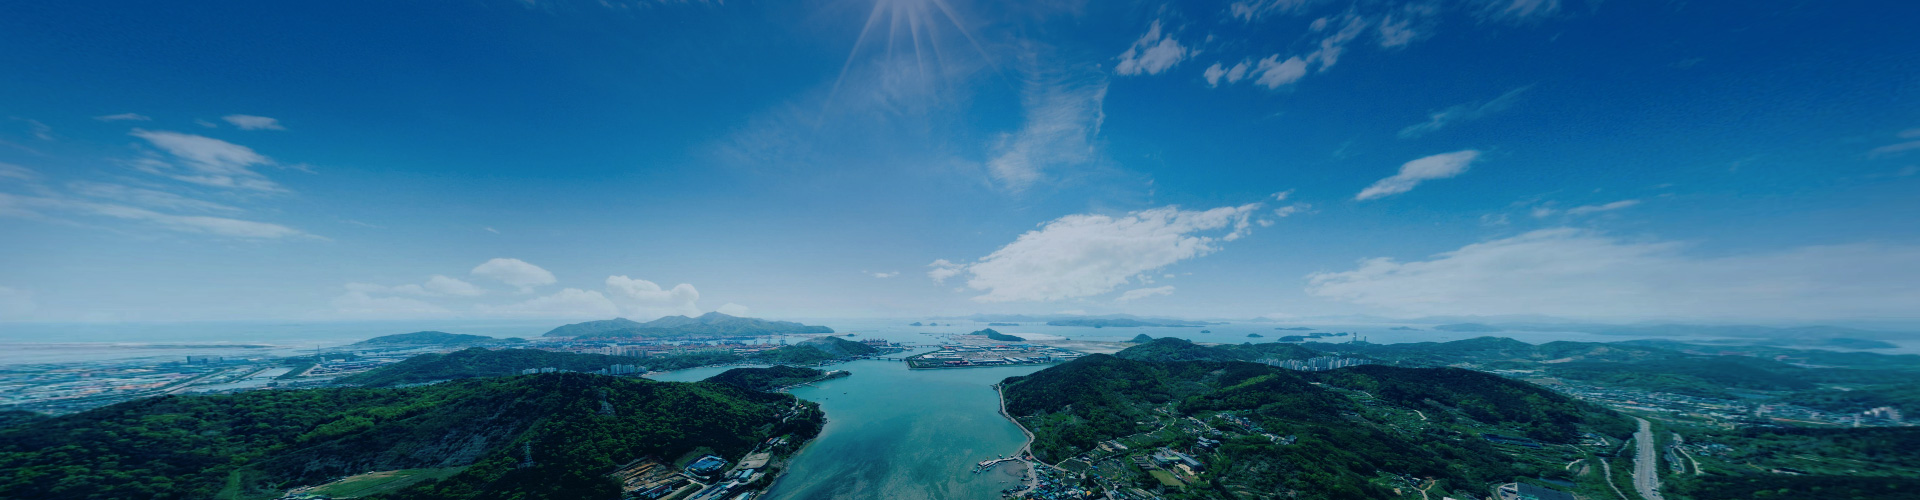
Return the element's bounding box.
[1631,417,1664,500]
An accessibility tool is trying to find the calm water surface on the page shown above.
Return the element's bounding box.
[650,355,1040,500]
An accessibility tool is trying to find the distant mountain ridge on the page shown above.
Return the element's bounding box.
[934,313,1222,326]
[350,331,522,346]
[542,312,833,338]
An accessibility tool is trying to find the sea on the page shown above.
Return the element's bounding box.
[5,317,1919,499]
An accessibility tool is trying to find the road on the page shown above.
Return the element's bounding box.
[994,383,1040,495]
[1631,417,1664,500]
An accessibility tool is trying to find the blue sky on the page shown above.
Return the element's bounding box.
[1,0,1916,324]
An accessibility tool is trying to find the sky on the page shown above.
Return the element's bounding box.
[0,0,1916,325]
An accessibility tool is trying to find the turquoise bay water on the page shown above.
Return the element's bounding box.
[651,358,1041,500]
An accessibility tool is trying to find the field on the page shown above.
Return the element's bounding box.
[304,468,467,498]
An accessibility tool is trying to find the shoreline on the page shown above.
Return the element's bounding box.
[994,382,1041,496]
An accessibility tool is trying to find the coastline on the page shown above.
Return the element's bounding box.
[994,382,1041,495]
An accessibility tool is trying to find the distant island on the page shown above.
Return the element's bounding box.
[1246,333,1262,338]
[973,328,1024,342]
[543,312,833,339]
[1047,318,1209,328]
[1389,326,1421,331]
[937,313,1221,326]
[349,331,523,347]
[1129,334,1153,342]
[987,322,1020,326]
[910,321,923,326]
[1434,323,1504,332]
[704,366,846,392]
[1275,326,1313,331]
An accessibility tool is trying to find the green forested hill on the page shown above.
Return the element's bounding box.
[1114,337,1323,363]
[0,373,821,500]
[1783,383,1920,414]
[704,366,833,392]
[1000,348,1629,500]
[336,348,650,387]
[351,331,522,347]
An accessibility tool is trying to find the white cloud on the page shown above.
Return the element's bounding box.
[1272,203,1312,217]
[1306,228,1920,320]
[67,182,242,213]
[1306,14,1369,70]
[1115,21,1190,76]
[0,286,37,320]
[423,275,486,296]
[937,204,1259,302]
[1478,0,1562,22]
[1228,0,1316,22]
[1565,199,1640,216]
[716,303,750,316]
[1869,140,1920,158]
[871,271,899,278]
[928,259,963,283]
[0,192,310,238]
[1377,15,1418,47]
[1355,150,1481,201]
[986,68,1108,191]
[19,119,53,141]
[470,258,557,291]
[130,129,282,191]
[329,290,449,319]
[481,288,621,318]
[1272,189,1294,201]
[1115,285,1175,302]
[222,114,285,131]
[1399,86,1532,139]
[0,163,36,181]
[1252,55,1309,89]
[1203,60,1254,88]
[604,275,700,317]
[1376,3,1439,48]
[94,113,152,122]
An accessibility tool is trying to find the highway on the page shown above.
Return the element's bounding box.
[1631,417,1664,500]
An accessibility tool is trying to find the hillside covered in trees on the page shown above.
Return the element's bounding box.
[999,339,1631,500]
[349,331,523,347]
[704,366,841,392]
[0,373,822,500]
[336,348,653,387]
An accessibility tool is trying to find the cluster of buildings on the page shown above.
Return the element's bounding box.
[1258,356,1375,372]
[1547,380,1912,428]
[613,458,694,500]
[908,344,1083,369]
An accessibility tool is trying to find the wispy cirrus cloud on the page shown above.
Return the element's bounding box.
[1355,150,1481,200]
[94,113,152,122]
[1307,228,1920,320]
[221,114,285,131]
[1398,85,1532,139]
[986,60,1108,191]
[470,258,557,292]
[1115,285,1174,302]
[130,129,284,191]
[0,192,312,239]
